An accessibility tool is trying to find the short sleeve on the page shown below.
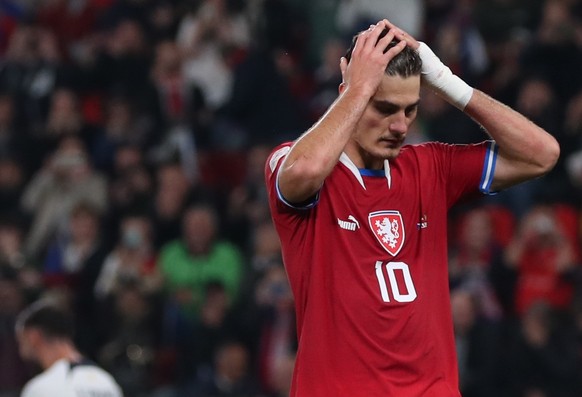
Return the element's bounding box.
[440,141,498,207]
[20,380,45,397]
[264,143,319,212]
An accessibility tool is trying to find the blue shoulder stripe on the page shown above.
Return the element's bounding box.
[479,141,498,195]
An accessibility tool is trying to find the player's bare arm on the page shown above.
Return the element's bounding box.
[277,23,406,204]
[387,19,560,192]
[463,92,559,191]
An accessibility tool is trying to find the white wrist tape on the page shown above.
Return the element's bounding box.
[417,42,474,110]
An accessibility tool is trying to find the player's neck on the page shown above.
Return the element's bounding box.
[344,145,384,170]
[39,341,83,370]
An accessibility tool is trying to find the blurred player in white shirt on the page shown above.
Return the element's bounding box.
[15,301,123,397]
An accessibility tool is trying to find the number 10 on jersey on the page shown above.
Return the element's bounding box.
[374,261,418,303]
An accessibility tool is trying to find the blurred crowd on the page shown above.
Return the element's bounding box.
[0,0,582,396]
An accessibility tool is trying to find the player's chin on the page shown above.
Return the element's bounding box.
[375,145,402,160]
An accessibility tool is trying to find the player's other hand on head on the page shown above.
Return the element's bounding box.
[381,19,420,50]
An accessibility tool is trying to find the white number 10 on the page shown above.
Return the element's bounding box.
[374,261,417,303]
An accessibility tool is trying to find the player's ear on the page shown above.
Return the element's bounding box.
[29,328,43,345]
[339,57,347,94]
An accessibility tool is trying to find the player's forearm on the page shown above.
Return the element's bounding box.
[464,90,560,190]
[278,86,370,203]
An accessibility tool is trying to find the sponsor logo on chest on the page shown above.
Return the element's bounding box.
[337,215,360,231]
[368,210,405,256]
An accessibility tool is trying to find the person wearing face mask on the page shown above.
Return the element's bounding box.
[94,214,162,301]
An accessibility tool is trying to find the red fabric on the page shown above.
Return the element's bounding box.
[515,246,574,314]
[81,93,104,125]
[168,83,184,119]
[198,151,247,189]
[554,204,581,261]
[37,2,97,45]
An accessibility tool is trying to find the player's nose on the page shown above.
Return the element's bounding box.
[389,113,408,136]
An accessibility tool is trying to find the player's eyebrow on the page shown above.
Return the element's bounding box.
[372,99,421,113]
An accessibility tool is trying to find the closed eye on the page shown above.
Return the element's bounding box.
[373,102,399,116]
[405,103,419,117]
[373,100,420,117]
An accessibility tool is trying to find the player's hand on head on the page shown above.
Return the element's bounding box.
[340,22,406,99]
[381,19,420,49]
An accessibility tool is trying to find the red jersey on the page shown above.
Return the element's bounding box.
[265,141,497,397]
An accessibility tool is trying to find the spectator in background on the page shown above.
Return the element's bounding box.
[521,0,582,104]
[515,78,561,145]
[564,90,582,206]
[0,217,42,302]
[504,205,578,316]
[0,215,27,272]
[248,222,281,276]
[484,29,530,108]
[449,206,507,319]
[502,301,581,397]
[0,24,65,136]
[0,94,30,172]
[0,157,26,216]
[150,163,194,249]
[91,18,150,103]
[175,281,250,389]
[38,88,96,156]
[178,340,259,397]
[143,1,180,44]
[20,136,107,260]
[158,203,243,321]
[176,0,250,110]
[417,1,490,145]
[309,38,345,122]
[225,145,272,252]
[490,78,563,216]
[336,0,423,39]
[91,96,150,173]
[221,44,310,147]
[450,288,501,397]
[266,353,295,397]
[42,201,109,358]
[108,145,153,220]
[36,0,98,54]
[254,264,295,395]
[145,40,203,166]
[0,268,29,397]
[94,213,161,301]
[97,283,162,397]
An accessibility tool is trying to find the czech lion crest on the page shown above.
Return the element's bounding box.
[368,210,405,256]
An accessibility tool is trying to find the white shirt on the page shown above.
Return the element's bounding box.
[21,359,123,397]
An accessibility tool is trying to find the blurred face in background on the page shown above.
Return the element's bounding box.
[459,208,493,251]
[120,216,152,251]
[183,206,217,255]
[69,207,99,244]
[155,165,190,217]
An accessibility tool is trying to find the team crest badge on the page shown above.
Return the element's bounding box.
[368,210,405,256]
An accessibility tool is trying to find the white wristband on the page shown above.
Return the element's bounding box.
[417,42,474,110]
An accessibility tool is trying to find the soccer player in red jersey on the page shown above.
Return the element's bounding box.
[265,19,559,397]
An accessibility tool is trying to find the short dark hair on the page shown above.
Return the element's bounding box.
[16,301,75,340]
[345,28,422,78]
